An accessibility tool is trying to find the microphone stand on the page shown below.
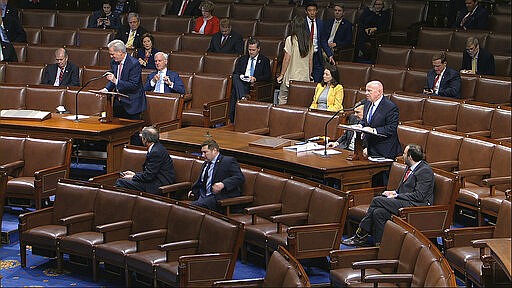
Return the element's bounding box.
[74,73,109,122]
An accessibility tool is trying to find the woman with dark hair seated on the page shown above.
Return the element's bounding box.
[310,65,344,112]
[137,33,160,70]
[88,0,121,30]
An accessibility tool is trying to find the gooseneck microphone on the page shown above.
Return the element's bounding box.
[74,72,111,122]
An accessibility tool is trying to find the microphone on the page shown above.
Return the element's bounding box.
[73,71,110,122]
[344,98,368,111]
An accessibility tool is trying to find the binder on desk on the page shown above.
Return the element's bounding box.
[249,137,291,149]
[0,109,52,121]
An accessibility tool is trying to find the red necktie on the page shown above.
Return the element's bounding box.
[310,20,315,42]
[179,0,189,16]
[403,168,412,182]
[460,12,471,28]
[432,74,440,91]
[117,62,123,80]
[59,68,64,84]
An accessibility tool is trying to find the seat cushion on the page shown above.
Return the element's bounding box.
[348,205,369,223]
[480,196,507,216]
[465,258,482,285]
[94,240,137,267]
[156,261,179,285]
[445,246,479,273]
[229,214,271,226]
[458,185,505,206]
[59,231,103,257]
[126,250,166,275]
[244,223,278,246]
[7,177,35,195]
[23,225,66,247]
[330,267,387,287]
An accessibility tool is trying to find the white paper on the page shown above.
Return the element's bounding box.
[368,156,394,162]
[283,142,323,153]
[63,115,90,120]
[312,149,342,155]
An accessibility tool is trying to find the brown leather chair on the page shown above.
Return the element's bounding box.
[151,32,181,52]
[287,80,316,108]
[180,34,213,53]
[158,16,190,33]
[138,1,168,16]
[81,66,110,89]
[446,51,463,72]
[460,74,478,100]
[179,72,194,94]
[409,48,444,70]
[66,47,100,66]
[494,55,511,77]
[376,45,411,68]
[484,33,511,57]
[4,63,45,85]
[25,85,65,111]
[421,97,460,130]
[369,65,406,92]
[56,12,90,28]
[424,130,463,171]
[253,37,283,61]
[417,27,452,50]
[330,216,457,287]
[77,28,115,48]
[3,137,72,209]
[21,9,56,27]
[203,53,238,75]
[64,89,104,116]
[341,88,359,109]
[390,92,424,123]
[444,200,511,287]
[490,107,511,142]
[403,69,427,93]
[267,105,307,139]
[223,100,272,133]
[303,109,341,140]
[473,76,511,105]
[159,153,198,199]
[455,103,494,136]
[214,3,231,18]
[25,45,58,65]
[93,196,172,283]
[181,73,232,127]
[40,28,77,46]
[0,84,26,109]
[140,16,158,32]
[397,124,429,151]
[144,92,184,132]
[388,1,427,45]
[261,5,294,21]
[213,246,311,287]
[24,27,42,45]
[337,62,371,89]
[488,14,511,34]
[217,166,259,216]
[18,180,99,269]
[168,51,204,73]
[230,19,257,38]
[256,21,291,39]
[12,43,27,62]
[450,30,488,52]
[230,4,262,20]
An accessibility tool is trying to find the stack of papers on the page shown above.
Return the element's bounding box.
[368,156,394,162]
[283,142,323,153]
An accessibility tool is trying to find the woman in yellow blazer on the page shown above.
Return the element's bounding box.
[310,66,344,111]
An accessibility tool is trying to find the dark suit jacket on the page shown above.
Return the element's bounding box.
[87,10,121,30]
[306,17,334,58]
[336,113,360,150]
[207,31,244,55]
[425,67,461,99]
[41,62,80,87]
[167,0,202,17]
[454,5,488,30]
[2,12,27,43]
[359,7,391,32]
[132,142,175,195]
[0,41,17,62]
[136,47,159,70]
[2,5,20,20]
[106,54,147,115]
[461,47,495,76]
[233,54,272,83]
[323,18,353,48]
[362,96,402,159]
[396,161,435,206]
[192,154,245,200]
[144,69,185,94]
[115,25,148,49]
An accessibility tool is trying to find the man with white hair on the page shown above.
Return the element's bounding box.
[144,52,185,94]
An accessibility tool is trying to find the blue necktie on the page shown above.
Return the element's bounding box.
[249,58,255,77]
[367,104,375,123]
[155,71,164,93]
[0,26,9,43]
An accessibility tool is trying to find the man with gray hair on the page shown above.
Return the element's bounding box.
[41,48,80,87]
[460,36,495,76]
[144,52,185,94]
[115,12,147,49]
[116,126,175,194]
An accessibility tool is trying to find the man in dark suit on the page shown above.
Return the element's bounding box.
[101,39,147,122]
[453,0,488,30]
[207,18,244,55]
[329,102,364,150]
[115,12,147,49]
[167,0,201,17]
[461,36,495,76]
[0,40,17,61]
[305,2,335,83]
[144,52,185,94]
[229,37,271,122]
[323,3,353,51]
[424,52,461,99]
[189,139,245,213]
[0,5,26,43]
[115,126,175,195]
[343,144,434,245]
[41,48,80,87]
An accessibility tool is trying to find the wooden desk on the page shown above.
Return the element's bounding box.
[485,238,511,281]
[160,127,391,190]
[0,114,144,173]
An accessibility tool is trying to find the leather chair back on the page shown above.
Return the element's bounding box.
[387,162,407,191]
[287,80,316,108]
[417,28,452,50]
[158,16,190,33]
[410,48,441,70]
[376,46,411,68]
[336,62,370,89]
[180,34,212,53]
[151,32,182,52]
[0,85,26,109]
[425,131,463,168]
[490,108,511,141]
[64,89,104,116]
[397,125,429,151]
[433,168,458,206]
[56,12,90,28]
[342,88,358,109]
[131,197,172,249]
[303,110,340,140]
[488,15,511,33]
[445,51,463,72]
[82,66,110,89]
[169,154,194,185]
[179,72,194,94]
[456,103,494,135]
[255,38,283,60]
[139,1,168,16]
[494,55,511,77]
[403,69,427,93]
[252,172,287,208]
[140,16,158,32]
[0,135,25,165]
[490,145,511,192]
[25,45,57,65]
[21,10,56,27]
[13,43,27,62]
[230,4,262,20]
[422,98,459,128]
[5,63,44,85]
[263,249,294,287]
[119,145,147,171]
[144,93,184,129]
[458,137,495,184]
[22,138,69,176]
[230,19,257,38]
[389,1,427,40]
[484,33,511,57]
[474,77,511,104]
[390,93,424,122]
[370,66,406,92]
[41,28,77,46]
[261,6,294,21]
[165,204,204,248]
[24,27,42,45]
[77,28,115,48]
[203,53,238,75]
[268,106,307,138]
[493,200,511,238]
[240,167,258,198]
[93,189,137,227]
[281,180,314,214]
[460,75,477,100]
[451,31,488,52]
[411,246,438,287]
[307,188,345,224]
[376,220,408,272]
[214,3,231,18]
[397,233,424,273]
[189,74,229,109]
[52,181,98,227]
[169,52,204,73]
[233,101,271,132]
[25,86,65,111]
[198,214,239,253]
[256,21,290,38]
[66,47,100,66]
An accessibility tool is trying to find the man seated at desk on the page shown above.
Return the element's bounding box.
[115,126,175,195]
[328,101,364,150]
[189,139,245,213]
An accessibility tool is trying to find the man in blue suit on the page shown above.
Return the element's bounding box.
[423,52,461,99]
[305,2,335,83]
[144,52,185,94]
[102,39,146,120]
[361,80,402,186]
[323,3,353,51]
[189,139,245,213]
[453,0,488,30]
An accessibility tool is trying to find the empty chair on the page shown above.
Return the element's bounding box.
[254,37,283,60]
[376,45,411,68]
[336,61,371,89]
[403,69,427,93]
[494,55,511,77]
[230,19,257,38]
[459,74,478,100]
[40,28,77,46]
[25,85,65,111]
[214,3,231,18]
[21,10,56,27]
[303,110,340,140]
[140,16,158,32]
[157,16,191,33]
[227,100,272,133]
[417,28,452,50]
[287,80,316,108]
[24,45,58,65]
[369,66,406,92]
[180,34,211,53]
[151,32,182,52]
[56,12,90,28]
[397,124,429,151]
[390,93,425,123]
[488,14,511,34]
[138,1,168,16]
[455,103,494,136]
[267,106,307,139]
[490,107,511,142]
[4,63,45,85]
[473,76,511,104]
[168,51,204,73]
[24,27,42,44]
[424,130,463,171]
[484,33,511,57]
[261,5,294,21]
[64,89,104,116]
[66,47,100,66]
[256,21,290,39]
[81,66,110,89]
[144,93,184,132]
[0,85,26,109]
[421,97,460,129]
[388,1,428,45]
[77,28,115,48]
[445,51,463,73]
[203,53,238,75]
[230,4,262,20]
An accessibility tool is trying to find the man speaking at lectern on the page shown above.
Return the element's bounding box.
[361,80,401,185]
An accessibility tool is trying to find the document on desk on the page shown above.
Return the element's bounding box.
[368,156,394,162]
[339,124,385,137]
[63,115,90,120]
[283,142,324,153]
[0,109,51,121]
[312,149,342,155]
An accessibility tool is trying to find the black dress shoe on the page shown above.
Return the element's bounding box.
[342,234,369,246]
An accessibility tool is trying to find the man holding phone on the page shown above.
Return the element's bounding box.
[423,52,461,99]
